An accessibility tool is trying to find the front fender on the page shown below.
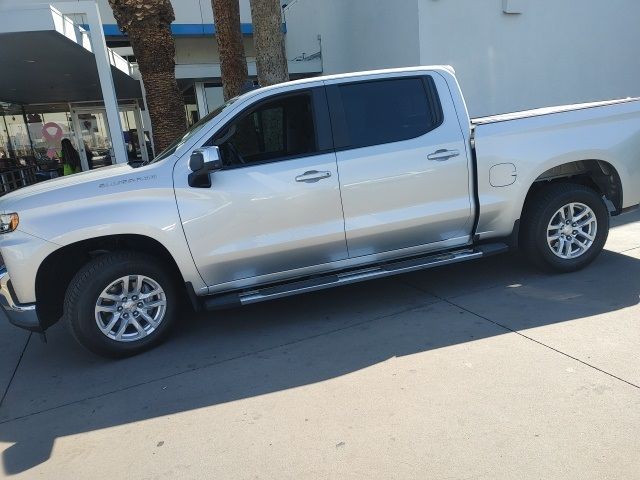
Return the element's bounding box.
[17,178,206,294]
[39,199,205,293]
[0,230,59,304]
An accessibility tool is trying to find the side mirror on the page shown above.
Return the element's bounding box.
[188,146,222,188]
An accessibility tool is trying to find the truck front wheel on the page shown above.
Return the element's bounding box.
[64,251,178,358]
[520,183,610,272]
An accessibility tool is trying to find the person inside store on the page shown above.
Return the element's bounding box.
[60,138,82,175]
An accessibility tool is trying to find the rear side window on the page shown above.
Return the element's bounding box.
[328,77,442,150]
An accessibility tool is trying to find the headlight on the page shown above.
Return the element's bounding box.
[0,213,19,233]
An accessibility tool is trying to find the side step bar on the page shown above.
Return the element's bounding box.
[202,242,508,310]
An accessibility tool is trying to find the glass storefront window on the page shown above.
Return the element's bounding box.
[0,100,152,186]
[182,85,200,127]
[26,111,73,162]
[185,104,199,126]
[3,111,31,159]
[0,113,12,161]
[204,84,225,112]
[76,110,113,170]
[0,102,53,193]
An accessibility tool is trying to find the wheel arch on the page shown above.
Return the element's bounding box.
[524,159,623,214]
[35,234,189,330]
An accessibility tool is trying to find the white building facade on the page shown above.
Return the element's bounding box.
[284,0,640,117]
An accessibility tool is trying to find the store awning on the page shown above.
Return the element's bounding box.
[0,4,141,105]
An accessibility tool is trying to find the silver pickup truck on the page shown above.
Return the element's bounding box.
[1,66,639,357]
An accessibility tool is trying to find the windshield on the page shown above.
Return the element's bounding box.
[147,97,238,164]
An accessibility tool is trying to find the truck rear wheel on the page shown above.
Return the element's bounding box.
[520,183,609,272]
[64,251,178,358]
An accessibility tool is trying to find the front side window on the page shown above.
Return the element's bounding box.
[214,93,317,167]
[334,77,441,149]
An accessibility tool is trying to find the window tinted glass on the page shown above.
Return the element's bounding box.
[215,93,317,167]
[337,78,437,149]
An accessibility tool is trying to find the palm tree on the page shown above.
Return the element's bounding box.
[108,0,186,154]
[250,0,289,86]
[211,0,249,100]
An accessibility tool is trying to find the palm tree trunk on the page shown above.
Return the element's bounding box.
[212,0,249,100]
[108,0,186,154]
[249,0,289,86]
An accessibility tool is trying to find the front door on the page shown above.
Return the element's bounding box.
[326,74,473,258]
[176,88,348,288]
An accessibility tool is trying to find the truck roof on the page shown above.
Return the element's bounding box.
[255,65,456,91]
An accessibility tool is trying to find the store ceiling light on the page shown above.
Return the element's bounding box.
[24,60,36,63]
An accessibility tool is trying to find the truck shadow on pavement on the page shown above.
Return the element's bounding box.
[1,246,639,475]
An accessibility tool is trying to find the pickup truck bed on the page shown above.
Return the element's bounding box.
[472,97,640,125]
[472,95,640,242]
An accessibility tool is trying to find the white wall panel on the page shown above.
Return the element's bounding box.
[418,0,640,116]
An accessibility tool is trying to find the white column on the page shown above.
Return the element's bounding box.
[54,1,128,164]
[194,82,209,118]
[69,105,90,171]
[138,78,155,156]
[132,102,149,163]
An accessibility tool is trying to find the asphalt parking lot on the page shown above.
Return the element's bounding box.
[1,210,639,479]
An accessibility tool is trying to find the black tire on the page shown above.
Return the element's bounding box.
[520,183,609,272]
[64,251,178,358]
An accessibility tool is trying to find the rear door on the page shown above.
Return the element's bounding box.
[326,73,473,258]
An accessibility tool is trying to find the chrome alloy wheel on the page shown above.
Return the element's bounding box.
[547,202,598,259]
[95,275,167,342]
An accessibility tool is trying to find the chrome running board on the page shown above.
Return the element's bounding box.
[202,243,508,310]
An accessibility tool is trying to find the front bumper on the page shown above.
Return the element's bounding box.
[0,266,40,332]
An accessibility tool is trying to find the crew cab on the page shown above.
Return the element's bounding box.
[1,66,638,357]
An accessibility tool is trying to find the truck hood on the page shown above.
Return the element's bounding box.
[0,164,132,208]
[0,162,167,214]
